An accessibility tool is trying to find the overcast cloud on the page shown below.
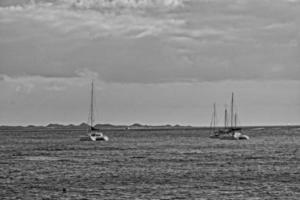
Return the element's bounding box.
[0,0,299,125]
[0,0,299,83]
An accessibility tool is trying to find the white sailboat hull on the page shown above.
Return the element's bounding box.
[80,131,109,141]
[237,134,249,140]
[89,131,109,141]
[219,131,249,140]
[90,135,109,141]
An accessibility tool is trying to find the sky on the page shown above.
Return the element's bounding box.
[0,0,299,126]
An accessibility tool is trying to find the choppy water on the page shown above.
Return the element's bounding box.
[1,128,299,199]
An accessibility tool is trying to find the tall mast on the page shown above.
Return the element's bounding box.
[213,103,217,130]
[224,107,228,128]
[230,92,234,128]
[210,103,217,135]
[234,113,238,128]
[90,81,94,128]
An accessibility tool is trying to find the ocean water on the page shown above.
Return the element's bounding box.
[0,128,299,199]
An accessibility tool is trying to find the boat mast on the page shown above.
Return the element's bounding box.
[224,107,228,128]
[90,81,95,129]
[234,113,238,128]
[213,103,217,132]
[210,103,217,135]
[230,92,234,128]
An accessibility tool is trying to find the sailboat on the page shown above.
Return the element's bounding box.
[81,81,109,141]
[219,92,249,140]
[209,103,231,138]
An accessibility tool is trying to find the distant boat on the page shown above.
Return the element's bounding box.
[209,93,249,140]
[219,93,249,140]
[80,81,108,142]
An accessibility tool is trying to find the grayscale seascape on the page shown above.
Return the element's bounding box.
[1,127,299,199]
[1,0,300,199]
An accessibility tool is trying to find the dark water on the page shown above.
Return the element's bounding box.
[1,128,299,199]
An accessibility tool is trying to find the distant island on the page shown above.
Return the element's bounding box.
[0,123,196,132]
[0,123,298,132]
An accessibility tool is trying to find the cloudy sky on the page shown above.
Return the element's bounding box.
[0,0,299,126]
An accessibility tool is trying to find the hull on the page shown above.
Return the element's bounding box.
[80,131,109,141]
[90,135,109,141]
[238,135,249,140]
[219,135,239,140]
[218,131,250,140]
[89,131,109,141]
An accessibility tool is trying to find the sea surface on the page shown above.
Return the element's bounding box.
[1,127,299,199]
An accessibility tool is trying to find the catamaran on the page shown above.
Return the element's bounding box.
[219,92,249,140]
[80,81,108,141]
[209,93,249,140]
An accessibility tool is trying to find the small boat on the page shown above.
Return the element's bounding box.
[219,128,249,140]
[209,93,249,140]
[219,93,249,140]
[89,127,109,141]
[80,81,108,142]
